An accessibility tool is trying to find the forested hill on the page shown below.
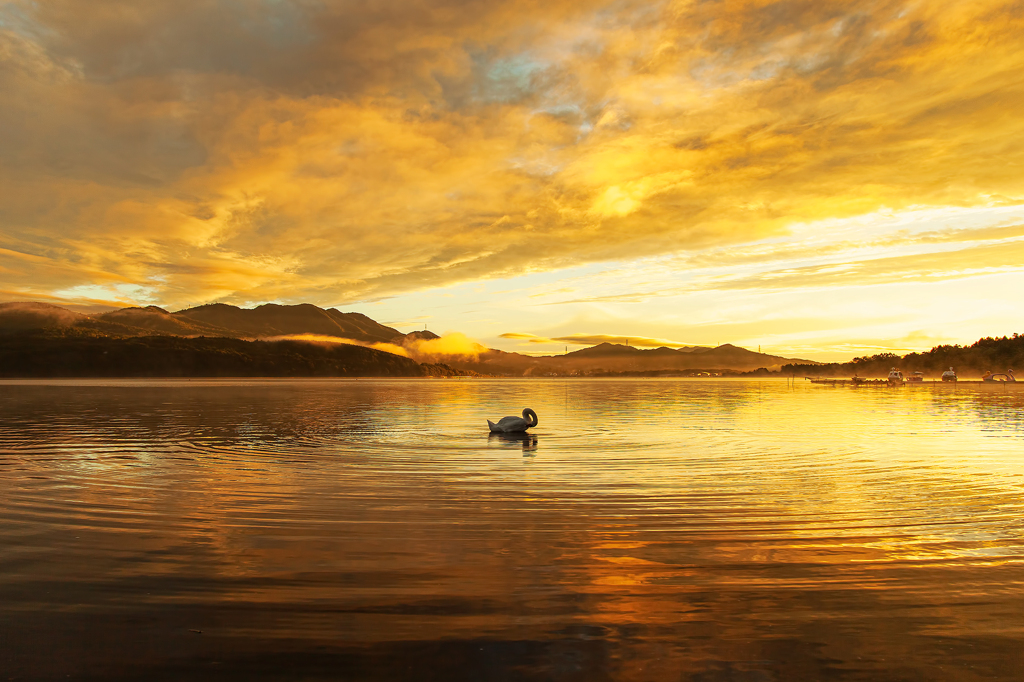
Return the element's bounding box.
[782,335,1024,378]
[0,301,410,345]
[0,334,436,378]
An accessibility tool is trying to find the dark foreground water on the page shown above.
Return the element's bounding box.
[1,378,1023,681]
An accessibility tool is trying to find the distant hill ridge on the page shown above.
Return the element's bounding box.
[167,303,402,343]
[0,301,408,345]
[0,302,477,378]
[0,301,818,373]
[0,335,431,378]
[466,341,816,375]
[781,334,1024,379]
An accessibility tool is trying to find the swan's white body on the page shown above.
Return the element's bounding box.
[487,408,538,433]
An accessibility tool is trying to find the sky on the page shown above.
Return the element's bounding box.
[1,0,1023,361]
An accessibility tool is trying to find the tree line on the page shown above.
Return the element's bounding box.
[782,334,1023,378]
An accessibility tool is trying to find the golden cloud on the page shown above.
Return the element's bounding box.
[264,334,411,357]
[403,332,488,362]
[1,0,1024,308]
[709,238,1024,291]
[498,332,545,341]
[500,332,696,348]
[246,331,489,361]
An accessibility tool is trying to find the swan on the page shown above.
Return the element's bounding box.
[487,408,538,433]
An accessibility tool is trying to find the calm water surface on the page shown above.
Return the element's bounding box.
[1,378,1023,681]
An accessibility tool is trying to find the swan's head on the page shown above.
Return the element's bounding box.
[521,408,538,427]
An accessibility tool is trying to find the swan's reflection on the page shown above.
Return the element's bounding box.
[488,431,539,455]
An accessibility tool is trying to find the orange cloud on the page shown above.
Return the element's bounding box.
[207,330,490,362]
[498,332,545,341]
[500,331,696,348]
[402,332,488,362]
[1,0,1023,310]
[263,334,411,357]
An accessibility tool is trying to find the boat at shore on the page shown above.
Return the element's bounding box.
[806,376,1020,386]
[807,377,888,385]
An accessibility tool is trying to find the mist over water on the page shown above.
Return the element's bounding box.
[2,379,1023,681]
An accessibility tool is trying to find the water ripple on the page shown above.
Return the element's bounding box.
[2,379,1024,680]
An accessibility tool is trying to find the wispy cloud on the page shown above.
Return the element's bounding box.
[264,334,411,357]
[2,0,1023,310]
[404,332,488,361]
[500,331,696,348]
[264,330,487,361]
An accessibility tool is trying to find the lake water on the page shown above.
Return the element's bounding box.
[1,378,1023,681]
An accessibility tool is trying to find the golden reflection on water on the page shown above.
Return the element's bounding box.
[1,378,1023,681]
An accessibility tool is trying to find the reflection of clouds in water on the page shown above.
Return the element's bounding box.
[0,384,385,449]
[4,379,1024,681]
[488,431,538,456]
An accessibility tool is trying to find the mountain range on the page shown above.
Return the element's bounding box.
[0,302,407,343]
[467,342,812,375]
[0,301,815,375]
